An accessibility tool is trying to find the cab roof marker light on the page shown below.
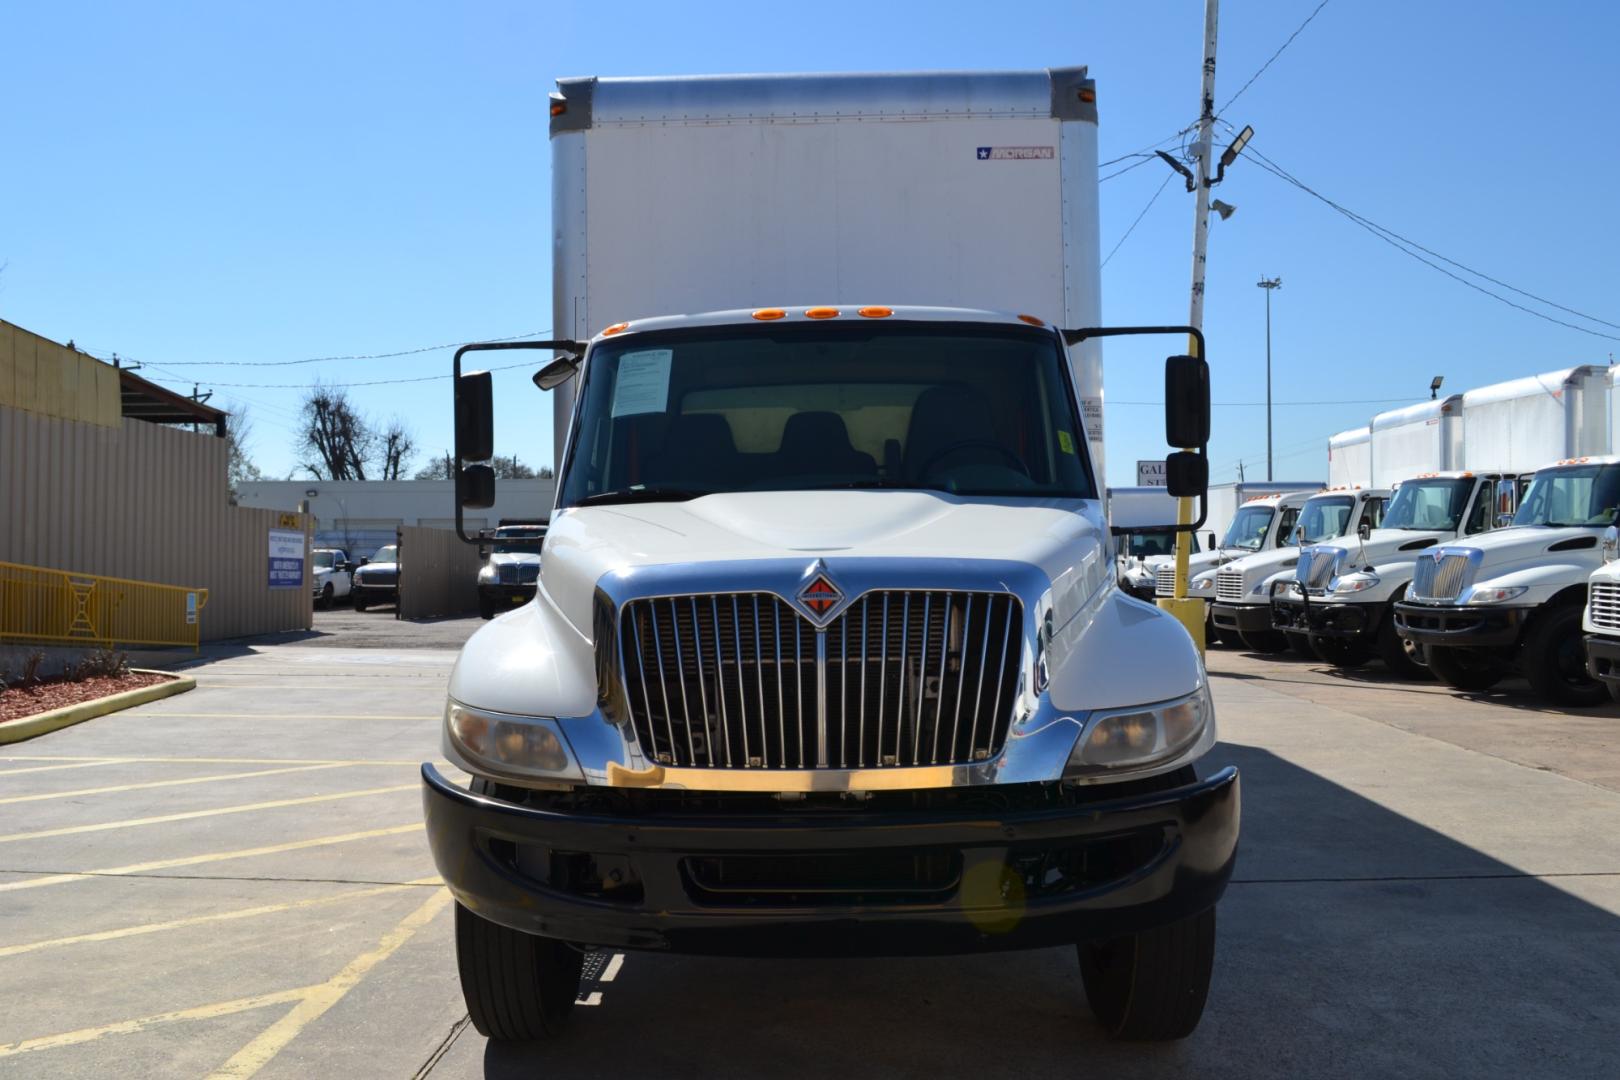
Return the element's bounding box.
[857,306,893,318]
[601,322,630,336]
[1017,314,1045,327]
[752,308,787,321]
[804,307,840,319]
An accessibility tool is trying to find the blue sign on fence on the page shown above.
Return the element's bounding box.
[268,528,305,589]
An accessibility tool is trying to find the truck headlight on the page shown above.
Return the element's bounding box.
[1466,585,1528,605]
[478,565,498,583]
[1332,573,1381,595]
[1190,576,1215,594]
[445,701,583,782]
[1065,682,1213,774]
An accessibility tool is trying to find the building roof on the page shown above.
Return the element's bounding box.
[118,368,227,434]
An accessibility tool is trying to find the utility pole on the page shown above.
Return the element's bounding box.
[1258,276,1282,480]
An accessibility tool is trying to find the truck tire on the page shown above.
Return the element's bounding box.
[1374,608,1429,680]
[1607,680,1620,705]
[455,902,583,1041]
[1238,629,1288,654]
[1078,906,1216,1041]
[1311,635,1369,668]
[1522,605,1607,707]
[1424,646,1503,692]
[1286,632,1316,658]
[319,583,334,610]
[479,596,497,620]
[1203,610,1226,648]
[351,593,367,612]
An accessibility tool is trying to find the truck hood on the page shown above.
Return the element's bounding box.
[1431,525,1605,587]
[536,491,1105,637]
[487,552,542,568]
[1304,527,1451,571]
[1211,545,1305,595]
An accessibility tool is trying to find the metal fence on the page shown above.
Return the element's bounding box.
[396,526,484,620]
[0,561,209,650]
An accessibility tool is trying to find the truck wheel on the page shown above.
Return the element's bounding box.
[1522,605,1607,706]
[1607,681,1620,705]
[455,902,583,1041]
[352,593,367,612]
[1203,610,1226,648]
[1078,906,1216,1041]
[479,596,497,620]
[1374,613,1429,680]
[1238,629,1288,654]
[1311,635,1369,668]
[1424,646,1503,692]
[1286,632,1316,658]
[319,583,334,610]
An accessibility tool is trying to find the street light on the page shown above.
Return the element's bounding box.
[1257,276,1283,481]
[1430,375,1444,400]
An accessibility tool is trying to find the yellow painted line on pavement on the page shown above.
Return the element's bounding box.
[0,760,122,777]
[0,755,441,767]
[0,823,424,891]
[0,987,310,1059]
[207,888,453,1078]
[0,876,443,959]
[0,763,355,806]
[0,785,418,845]
[134,713,440,721]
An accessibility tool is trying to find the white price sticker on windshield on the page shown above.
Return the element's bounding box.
[611,349,673,417]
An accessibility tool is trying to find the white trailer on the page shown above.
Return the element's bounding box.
[1327,426,1372,488]
[1461,365,1609,472]
[548,69,1106,477]
[1369,395,1464,488]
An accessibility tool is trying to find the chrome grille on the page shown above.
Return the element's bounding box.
[618,590,1022,770]
[1411,552,1472,601]
[1590,581,1620,631]
[496,563,540,585]
[1215,568,1245,602]
[1154,564,1177,597]
[1297,549,1340,593]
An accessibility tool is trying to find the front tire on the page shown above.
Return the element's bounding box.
[1311,635,1370,668]
[479,595,498,620]
[351,592,367,612]
[1425,645,1504,692]
[1238,628,1289,654]
[1079,906,1216,1041]
[1286,632,1317,658]
[1522,605,1606,706]
[455,902,584,1041]
[1375,608,1429,680]
[318,583,334,610]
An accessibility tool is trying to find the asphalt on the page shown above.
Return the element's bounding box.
[0,613,1616,1078]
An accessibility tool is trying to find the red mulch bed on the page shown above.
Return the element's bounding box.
[0,672,176,723]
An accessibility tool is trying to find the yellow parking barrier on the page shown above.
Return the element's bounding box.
[0,561,208,650]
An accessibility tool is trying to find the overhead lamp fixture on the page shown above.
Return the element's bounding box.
[1211,199,1237,221]
[305,488,319,497]
[1430,376,1444,400]
[1219,125,1254,169]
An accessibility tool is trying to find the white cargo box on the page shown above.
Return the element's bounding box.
[1369,396,1463,487]
[547,69,1104,470]
[1327,426,1371,488]
[1461,365,1609,473]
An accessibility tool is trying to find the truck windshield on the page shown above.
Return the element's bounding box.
[1513,464,1620,527]
[1295,496,1355,543]
[492,541,543,555]
[313,552,336,570]
[559,322,1096,505]
[1124,532,1198,558]
[1382,479,1472,531]
[372,545,398,564]
[1223,505,1274,550]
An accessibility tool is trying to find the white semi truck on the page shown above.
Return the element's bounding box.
[1109,486,1200,600]
[1150,482,1321,597]
[1581,525,1620,702]
[1208,486,1389,653]
[424,69,1239,1046]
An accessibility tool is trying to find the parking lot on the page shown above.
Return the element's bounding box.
[2,612,1618,1078]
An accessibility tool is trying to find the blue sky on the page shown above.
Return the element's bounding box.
[3,1,1617,487]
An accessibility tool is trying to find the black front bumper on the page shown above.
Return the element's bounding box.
[1271,595,1380,639]
[351,581,398,601]
[1210,602,1273,635]
[1393,602,1527,649]
[479,583,537,607]
[422,764,1240,958]
[1585,634,1620,684]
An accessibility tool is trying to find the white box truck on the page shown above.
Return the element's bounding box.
[1370,396,1465,488]
[1460,365,1610,470]
[1108,486,1203,600]
[426,69,1238,1046]
[1327,426,1372,488]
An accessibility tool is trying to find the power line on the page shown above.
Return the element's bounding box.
[1219,0,1333,112]
[111,329,551,368]
[182,359,544,390]
[1109,396,1414,407]
[1099,155,1159,183]
[1102,173,1176,268]
[1234,136,1620,342]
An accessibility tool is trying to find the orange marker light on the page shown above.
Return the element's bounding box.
[550,101,567,117]
[804,307,840,319]
[601,322,629,336]
[1079,87,1097,104]
[857,306,893,318]
[752,308,786,321]
[1017,314,1045,327]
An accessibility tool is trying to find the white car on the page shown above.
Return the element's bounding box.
[311,548,353,609]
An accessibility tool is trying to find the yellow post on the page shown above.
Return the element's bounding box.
[1157,335,1206,656]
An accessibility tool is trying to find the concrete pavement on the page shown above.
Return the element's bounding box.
[0,615,1616,1078]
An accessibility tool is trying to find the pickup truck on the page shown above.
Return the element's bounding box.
[311,548,353,609]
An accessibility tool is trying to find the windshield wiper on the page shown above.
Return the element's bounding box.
[820,480,952,492]
[573,487,709,507]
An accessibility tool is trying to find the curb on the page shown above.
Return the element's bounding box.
[0,669,197,745]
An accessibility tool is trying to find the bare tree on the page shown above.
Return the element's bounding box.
[414,452,455,480]
[224,407,264,488]
[378,419,415,480]
[415,452,549,480]
[298,386,374,480]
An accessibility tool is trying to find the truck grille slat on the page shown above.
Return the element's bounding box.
[1591,582,1620,631]
[1411,552,1472,601]
[1155,564,1176,597]
[1215,568,1245,602]
[619,589,1021,770]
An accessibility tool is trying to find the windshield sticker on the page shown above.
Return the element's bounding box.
[976,146,1055,161]
[1058,430,1075,455]
[611,349,674,417]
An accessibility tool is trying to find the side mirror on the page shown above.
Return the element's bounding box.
[358,557,370,567]
[1495,513,1514,529]
[1164,451,1207,498]
[1164,354,1211,448]
[533,356,580,391]
[455,371,494,464]
[1294,525,1306,544]
[1207,532,1218,550]
[461,464,496,509]
[1357,521,1372,541]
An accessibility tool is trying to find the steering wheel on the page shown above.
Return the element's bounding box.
[916,439,1028,479]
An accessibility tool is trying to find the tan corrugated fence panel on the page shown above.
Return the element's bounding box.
[0,403,312,641]
[0,320,120,428]
[396,525,483,620]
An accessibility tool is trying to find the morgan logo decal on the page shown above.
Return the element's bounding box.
[798,572,843,623]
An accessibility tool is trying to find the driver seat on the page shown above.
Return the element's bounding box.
[903,385,1004,481]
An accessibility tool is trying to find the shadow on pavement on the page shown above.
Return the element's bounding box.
[472,744,1619,1080]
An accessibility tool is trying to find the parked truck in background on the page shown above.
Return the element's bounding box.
[1108,486,1199,600]
[1327,426,1372,489]
[1369,397,1464,488]
[424,68,1239,1047]
[1397,456,1620,704]
[1580,524,1620,703]
[477,521,547,619]
[1208,486,1388,653]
